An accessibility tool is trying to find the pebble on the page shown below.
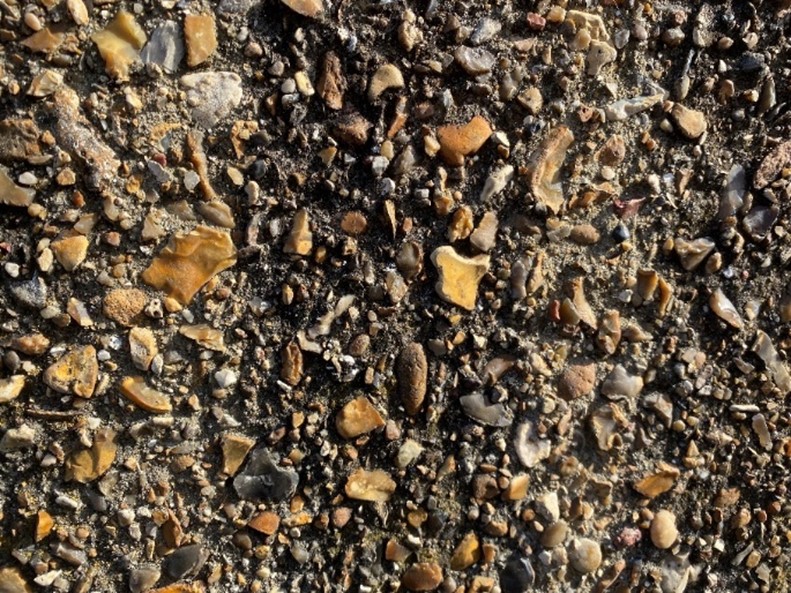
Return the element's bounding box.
[651,510,678,549]
[103,288,147,326]
[164,544,208,580]
[753,140,791,189]
[450,532,481,570]
[395,439,423,469]
[51,235,89,271]
[601,365,644,398]
[345,468,396,502]
[558,362,596,400]
[43,345,98,398]
[454,46,495,75]
[142,226,237,305]
[281,0,323,17]
[436,115,492,166]
[368,64,404,101]
[402,562,443,591]
[430,246,490,310]
[470,212,498,252]
[233,449,299,501]
[499,554,535,592]
[541,520,568,548]
[396,342,428,415]
[129,327,158,371]
[221,433,255,476]
[568,538,602,573]
[459,392,513,427]
[91,11,147,80]
[120,376,172,414]
[336,396,385,438]
[586,41,616,76]
[65,428,117,483]
[674,237,715,271]
[0,376,26,404]
[129,566,161,593]
[184,14,217,67]
[527,125,574,214]
[0,423,36,451]
[671,103,708,139]
[141,21,183,73]
[180,72,243,128]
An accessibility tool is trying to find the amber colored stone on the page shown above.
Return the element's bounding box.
[91,11,147,80]
[179,324,226,352]
[283,209,313,256]
[281,0,323,18]
[450,531,481,570]
[51,235,89,272]
[142,225,237,305]
[221,433,255,476]
[345,468,396,502]
[502,474,530,501]
[0,566,32,593]
[280,340,303,386]
[401,563,443,591]
[149,584,205,593]
[103,288,146,326]
[35,510,54,542]
[634,462,680,499]
[66,428,117,483]
[21,27,64,53]
[43,345,98,398]
[385,539,411,562]
[430,246,490,311]
[340,211,368,236]
[119,376,172,414]
[249,511,280,535]
[0,168,34,207]
[336,396,385,439]
[437,115,492,166]
[184,14,217,67]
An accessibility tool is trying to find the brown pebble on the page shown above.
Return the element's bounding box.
[558,361,596,400]
[103,288,147,327]
[401,562,443,591]
[396,342,428,415]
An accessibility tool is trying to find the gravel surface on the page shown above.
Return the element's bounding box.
[1,1,791,592]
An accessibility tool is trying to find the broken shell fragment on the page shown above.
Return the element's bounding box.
[527,126,574,214]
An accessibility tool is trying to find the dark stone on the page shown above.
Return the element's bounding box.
[500,554,535,592]
[164,544,208,580]
[233,449,299,502]
[612,223,630,243]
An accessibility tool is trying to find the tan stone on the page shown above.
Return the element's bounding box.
[91,11,147,80]
[470,211,498,252]
[527,125,574,214]
[447,206,474,242]
[569,538,602,573]
[280,340,303,386]
[0,118,42,162]
[51,235,89,272]
[368,64,404,101]
[11,333,49,356]
[502,474,529,501]
[120,376,172,414]
[283,209,313,256]
[671,103,707,140]
[634,462,680,498]
[336,396,385,438]
[43,345,98,398]
[28,69,63,97]
[340,211,367,236]
[450,531,481,570]
[558,362,596,400]
[317,52,344,110]
[184,14,217,67]
[541,520,568,548]
[0,566,32,593]
[129,327,158,371]
[21,27,64,53]
[430,246,490,310]
[35,510,54,542]
[345,468,396,502]
[142,225,237,305]
[66,0,90,26]
[333,113,372,146]
[281,0,323,17]
[67,297,93,327]
[103,288,146,326]
[437,115,492,166]
[179,324,226,352]
[221,433,255,475]
[66,428,117,483]
[0,167,34,207]
[0,376,25,404]
[401,563,443,591]
[249,511,280,535]
[197,201,235,229]
[149,584,205,593]
[385,539,411,563]
[650,510,678,549]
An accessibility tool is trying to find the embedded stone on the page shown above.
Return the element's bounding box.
[66,428,117,483]
[437,115,492,166]
[43,345,98,398]
[221,433,255,476]
[336,396,385,439]
[450,532,481,571]
[103,288,146,326]
[0,376,25,404]
[119,376,172,414]
[0,167,34,206]
[527,125,574,214]
[368,64,404,101]
[345,468,396,502]
[184,14,217,67]
[51,235,89,271]
[401,563,443,591]
[91,11,147,80]
[142,226,236,305]
[430,246,489,310]
[281,0,323,17]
